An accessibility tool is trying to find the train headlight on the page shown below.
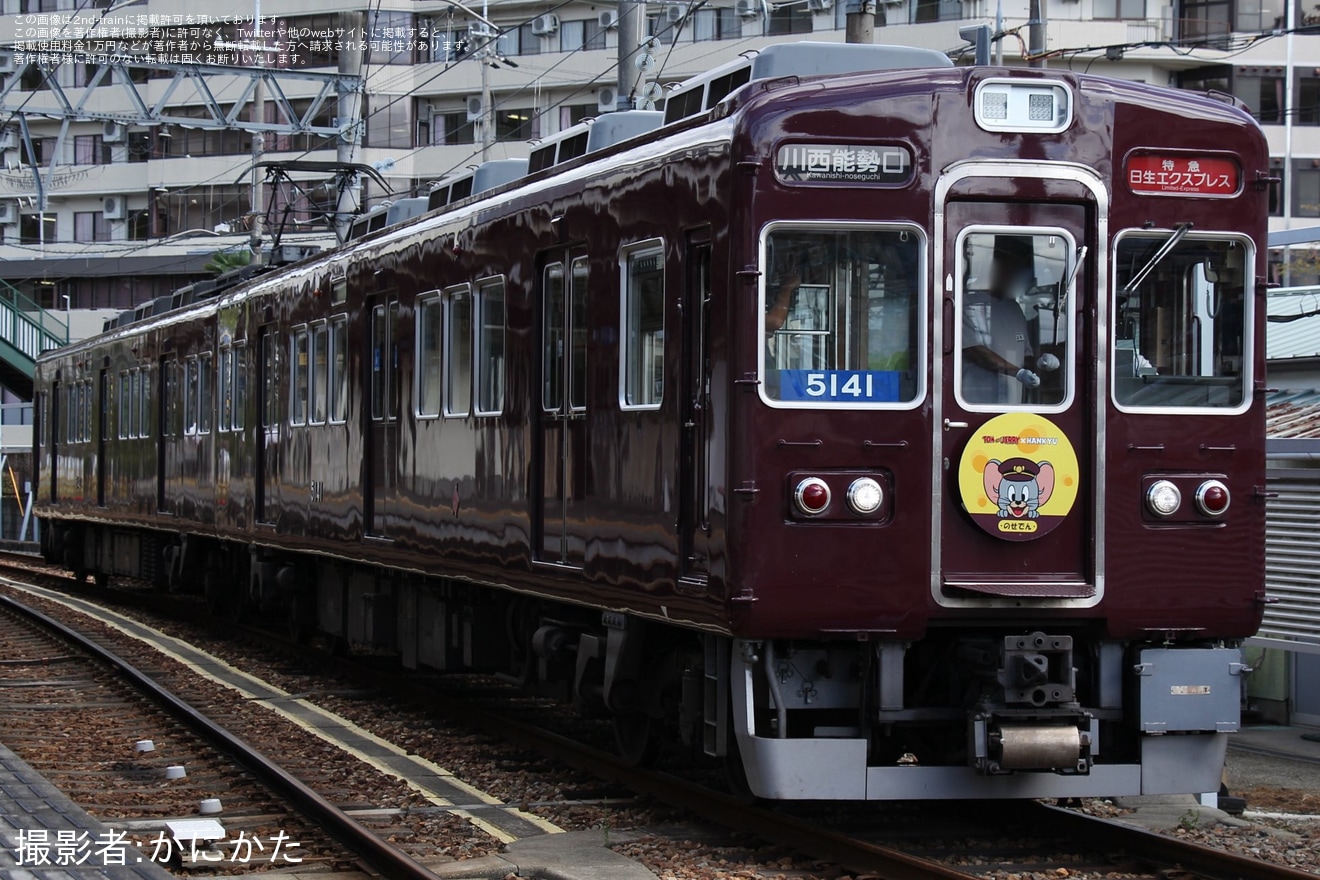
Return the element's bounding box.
[794,477,831,516]
[1145,480,1181,517]
[846,477,884,515]
[1195,480,1231,517]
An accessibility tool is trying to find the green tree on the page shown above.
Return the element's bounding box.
[203,249,252,276]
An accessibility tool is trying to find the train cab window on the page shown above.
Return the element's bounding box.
[291,328,309,425]
[311,322,328,424]
[475,277,506,416]
[761,225,923,408]
[329,319,347,423]
[416,293,442,418]
[198,353,213,434]
[184,358,199,435]
[621,242,665,409]
[1112,231,1250,411]
[570,259,588,411]
[955,230,1074,411]
[445,285,473,417]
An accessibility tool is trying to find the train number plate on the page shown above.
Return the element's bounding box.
[776,370,901,402]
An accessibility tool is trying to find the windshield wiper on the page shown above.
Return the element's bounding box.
[1122,222,1192,294]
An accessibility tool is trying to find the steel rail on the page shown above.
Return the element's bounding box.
[0,591,444,880]
[1029,802,1319,880]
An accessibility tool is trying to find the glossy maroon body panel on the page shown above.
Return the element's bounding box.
[33,65,1268,648]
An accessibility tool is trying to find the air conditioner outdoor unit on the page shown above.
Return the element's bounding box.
[597,87,618,114]
[736,0,762,17]
[0,203,17,225]
[465,96,484,122]
[598,9,619,29]
[0,128,16,151]
[418,102,434,124]
[808,0,833,10]
[103,195,127,219]
[0,50,16,75]
[666,5,686,22]
[531,13,559,35]
[102,121,127,143]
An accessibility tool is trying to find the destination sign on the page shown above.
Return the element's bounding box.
[1126,154,1240,197]
[775,143,913,185]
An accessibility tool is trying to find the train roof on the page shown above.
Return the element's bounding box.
[426,158,530,212]
[527,110,664,174]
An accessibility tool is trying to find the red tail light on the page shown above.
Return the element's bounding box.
[794,477,831,516]
[1195,480,1230,516]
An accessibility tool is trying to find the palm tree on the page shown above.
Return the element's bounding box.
[203,249,252,276]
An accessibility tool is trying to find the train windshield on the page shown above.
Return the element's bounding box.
[760,225,922,407]
[955,230,1076,411]
[1113,232,1250,411]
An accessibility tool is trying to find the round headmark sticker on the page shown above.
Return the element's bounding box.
[957,412,1080,542]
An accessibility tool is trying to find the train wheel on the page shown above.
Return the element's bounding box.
[612,711,660,767]
[93,571,109,589]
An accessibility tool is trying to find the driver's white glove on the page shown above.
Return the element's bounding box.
[1036,353,1060,372]
[1015,368,1041,388]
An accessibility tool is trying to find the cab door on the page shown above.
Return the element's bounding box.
[936,192,1097,603]
[536,251,588,565]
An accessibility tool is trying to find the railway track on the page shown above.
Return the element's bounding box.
[0,581,484,878]
[0,553,1314,880]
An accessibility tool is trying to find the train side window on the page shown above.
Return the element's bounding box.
[118,372,129,439]
[218,347,233,433]
[543,264,565,412]
[290,327,309,426]
[184,358,197,435]
[956,229,1074,411]
[310,322,328,424]
[761,224,925,409]
[445,284,472,417]
[129,369,140,439]
[329,319,347,424]
[416,293,442,418]
[475,276,505,416]
[620,241,665,410]
[198,353,213,434]
[570,259,588,412]
[1112,232,1251,412]
[138,365,151,438]
[232,344,246,431]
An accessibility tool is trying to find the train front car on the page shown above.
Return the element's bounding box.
[725,67,1268,799]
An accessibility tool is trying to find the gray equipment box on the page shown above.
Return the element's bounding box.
[1134,647,1246,733]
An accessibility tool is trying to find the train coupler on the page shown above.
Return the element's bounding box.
[970,711,1096,775]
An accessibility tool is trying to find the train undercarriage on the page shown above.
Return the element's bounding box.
[44,521,1246,800]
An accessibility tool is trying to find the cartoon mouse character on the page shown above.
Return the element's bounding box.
[983,457,1055,519]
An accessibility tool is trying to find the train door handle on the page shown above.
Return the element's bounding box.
[943,298,954,355]
[943,419,968,431]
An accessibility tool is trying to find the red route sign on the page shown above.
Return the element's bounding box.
[1126,154,1240,196]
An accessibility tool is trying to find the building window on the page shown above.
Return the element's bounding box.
[445,285,472,416]
[1094,0,1146,17]
[560,104,594,129]
[559,18,604,52]
[367,10,418,64]
[1236,68,1285,123]
[19,213,55,244]
[416,293,442,417]
[475,277,505,415]
[621,242,665,409]
[502,23,540,55]
[1237,0,1283,30]
[1297,71,1320,124]
[436,111,476,145]
[495,108,537,142]
[1179,0,1231,41]
[1294,160,1320,216]
[767,4,814,33]
[73,211,110,242]
[693,7,741,39]
[912,0,962,22]
[366,95,413,148]
[73,134,110,165]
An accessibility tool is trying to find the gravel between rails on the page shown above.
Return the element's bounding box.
[3,571,1319,879]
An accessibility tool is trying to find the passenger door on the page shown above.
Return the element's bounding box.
[936,193,1096,604]
[536,252,588,565]
[365,296,400,538]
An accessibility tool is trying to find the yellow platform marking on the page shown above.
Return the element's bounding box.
[1,578,564,841]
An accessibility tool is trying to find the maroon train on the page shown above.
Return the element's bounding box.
[34,42,1269,799]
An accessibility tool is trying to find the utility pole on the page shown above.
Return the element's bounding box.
[334,10,365,243]
[1028,0,1046,67]
[616,0,640,111]
[249,0,265,261]
[845,0,875,44]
